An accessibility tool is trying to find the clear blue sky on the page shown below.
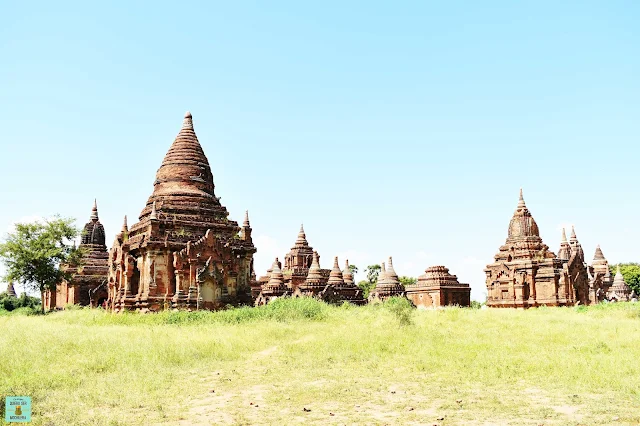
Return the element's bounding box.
[1,1,639,300]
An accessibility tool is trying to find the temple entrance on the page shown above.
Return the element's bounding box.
[200,278,221,310]
[130,261,140,295]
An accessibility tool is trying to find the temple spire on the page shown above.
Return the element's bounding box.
[90,199,99,221]
[594,245,605,261]
[517,188,527,209]
[243,210,250,227]
[182,111,193,130]
[6,282,16,297]
[387,256,399,282]
[295,224,308,246]
[561,228,567,242]
[570,225,577,242]
[122,215,128,232]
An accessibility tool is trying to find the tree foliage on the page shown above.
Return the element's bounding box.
[348,264,358,276]
[399,276,417,286]
[0,291,41,312]
[609,263,640,295]
[0,216,83,313]
[365,264,381,284]
[357,280,376,299]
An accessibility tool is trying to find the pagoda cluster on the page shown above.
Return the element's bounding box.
[485,190,636,308]
[254,225,471,308]
[43,112,634,312]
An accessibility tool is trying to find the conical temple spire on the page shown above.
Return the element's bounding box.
[295,224,308,246]
[517,188,526,209]
[243,210,250,227]
[90,199,99,221]
[122,215,128,232]
[182,111,193,130]
[379,262,387,283]
[6,282,16,297]
[570,225,577,241]
[327,256,345,285]
[342,259,355,285]
[386,256,399,282]
[561,228,567,242]
[267,258,284,286]
[305,251,324,281]
[593,245,605,260]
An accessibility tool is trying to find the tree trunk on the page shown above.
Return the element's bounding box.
[41,290,45,314]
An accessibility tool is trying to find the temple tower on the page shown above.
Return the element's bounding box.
[107,112,256,312]
[607,265,632,301]
[282,225,316,290]
[46,200,110,310]
[484,189,574,308]
[369,257,405,302]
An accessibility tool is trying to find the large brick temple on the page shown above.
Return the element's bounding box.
[106,112,256,312]
[484,190,592,308]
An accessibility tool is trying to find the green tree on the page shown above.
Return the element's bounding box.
[609,263,640,295]
[357,264,382,299]
[365,264,381,284]
[0,216,83,314]
[349,264,358,276]
[399,276,417,286]
[357,280,376,299]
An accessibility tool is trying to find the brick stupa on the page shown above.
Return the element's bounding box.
[107,112,256,312]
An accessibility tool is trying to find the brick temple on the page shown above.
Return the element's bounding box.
[42,112,625,312]
[484,190,593,308]
[45,200,109,309]
[106,112,256,312]
[405,266,471,308]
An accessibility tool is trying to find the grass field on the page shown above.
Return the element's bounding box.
[1,299,639,425]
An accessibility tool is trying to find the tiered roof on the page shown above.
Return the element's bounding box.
[558,228,571,261]
[262,258,288,296]
[299,251,325,293]
[126,112,253,253]
[373,257,404,297]
[609,265,632,300]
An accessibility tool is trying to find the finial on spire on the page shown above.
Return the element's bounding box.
[182,111,193,130]
[561,228,567,242]
[90,198,99,221]
[333,256,340,269]
[517,188,526,209]
[243,210,250,227]
[122,215,128,232]
[150,201,157,220]
[570,225,577,241]
[295,224,308,246]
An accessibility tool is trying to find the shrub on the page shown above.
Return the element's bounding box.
[383,296,414,326]
[0,292,41,312]
[470,300,484,309]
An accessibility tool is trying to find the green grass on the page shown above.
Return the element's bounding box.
[1,298,639,425]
